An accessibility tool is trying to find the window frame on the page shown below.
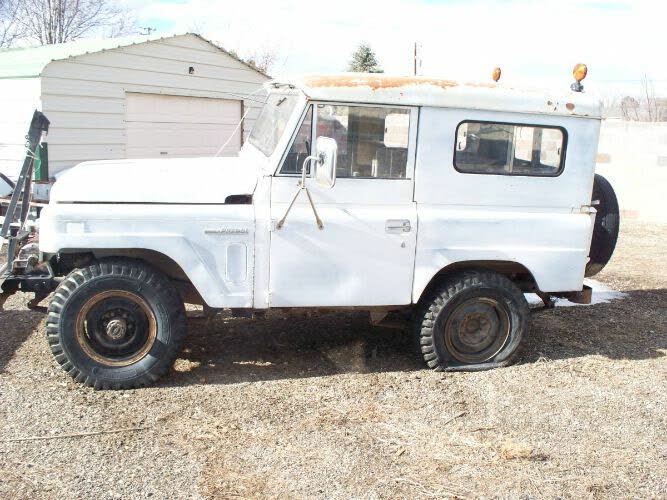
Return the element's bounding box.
[452,119,568,178]
[247,92,302,158]
[275,101,419,181]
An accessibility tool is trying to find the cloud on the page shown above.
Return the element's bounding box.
[126,0,665,96]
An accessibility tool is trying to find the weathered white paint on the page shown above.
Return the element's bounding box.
[39,202,255,308]
[49,156,257,204]
[412,106,600,297]
[279,74,602,119]
[39,77,602,310]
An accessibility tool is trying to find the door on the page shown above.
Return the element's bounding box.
[125,93,242,158]
[269,103,419,307]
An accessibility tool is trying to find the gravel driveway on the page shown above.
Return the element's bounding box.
[0,220,665,498]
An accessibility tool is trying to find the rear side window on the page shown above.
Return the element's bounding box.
[454,121,566,176]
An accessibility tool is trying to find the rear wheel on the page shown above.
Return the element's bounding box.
[46,260,187,389]
[416,270,529,371]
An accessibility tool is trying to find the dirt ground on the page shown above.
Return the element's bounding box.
[0,220,665,499]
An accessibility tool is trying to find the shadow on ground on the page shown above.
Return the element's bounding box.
[0,305,44,372]
[163,289,666,388]
[522,288,666,364]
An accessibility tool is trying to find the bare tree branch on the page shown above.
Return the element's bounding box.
[245,49,276,74]
[0,0,22,47]
[640,74,660,122]
[13,0,135,45]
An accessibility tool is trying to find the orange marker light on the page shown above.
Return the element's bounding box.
[573,63,588,82]
[492,67,502,82]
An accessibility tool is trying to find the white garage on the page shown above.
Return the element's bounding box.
[0,33,269,182]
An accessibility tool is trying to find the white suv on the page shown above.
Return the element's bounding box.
[2,72,619,389]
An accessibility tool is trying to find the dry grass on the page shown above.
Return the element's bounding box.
[0,220,665,499]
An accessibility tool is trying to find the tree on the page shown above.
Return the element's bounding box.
[15,0,135,45]
[640,74,659,122]
[347,44,383,73]
[245,49,277,75]
[620,96,640,121]
[0,0,21,47]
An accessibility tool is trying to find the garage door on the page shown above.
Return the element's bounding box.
[125,93,242,159]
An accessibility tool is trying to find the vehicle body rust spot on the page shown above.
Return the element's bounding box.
[302,74,471,91]
[566,102,575,111]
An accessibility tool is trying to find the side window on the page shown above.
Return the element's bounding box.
[279,104,412,178]
[317,104,410,179]
[454,121,565,176]
[279,105,313,174]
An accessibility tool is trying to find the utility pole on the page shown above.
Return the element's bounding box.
[413,43,422,76]
[413,42,417,76]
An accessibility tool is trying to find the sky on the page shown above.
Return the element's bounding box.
[125,0,666,98]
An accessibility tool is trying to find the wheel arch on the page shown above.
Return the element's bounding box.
[414,260,539,306]
[53,248,205,306]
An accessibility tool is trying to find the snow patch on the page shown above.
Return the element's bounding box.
[526,279,627,308]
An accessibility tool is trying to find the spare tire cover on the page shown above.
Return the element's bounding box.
[585,174,620,277]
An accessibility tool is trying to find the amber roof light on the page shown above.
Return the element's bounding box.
[571,63,588,92]
[573,63,588,82]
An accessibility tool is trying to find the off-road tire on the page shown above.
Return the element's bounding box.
[585,173,619,277]
[416,270,529,371]
[46,259,187,389]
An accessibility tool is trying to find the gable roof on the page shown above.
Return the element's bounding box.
[0,33,269,79]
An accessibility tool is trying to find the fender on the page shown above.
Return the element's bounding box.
[412,206,593,302]
[38,203,254,308]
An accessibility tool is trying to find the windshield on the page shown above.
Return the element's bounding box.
[248,93,300,157]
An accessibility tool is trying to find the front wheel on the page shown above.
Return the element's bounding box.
[416,270,529,371]
[46,260,187,389]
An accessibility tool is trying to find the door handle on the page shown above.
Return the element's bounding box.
[385,219,411,233]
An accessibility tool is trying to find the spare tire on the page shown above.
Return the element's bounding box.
[585,174,619,277]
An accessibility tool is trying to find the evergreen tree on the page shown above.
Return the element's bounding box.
[347,44,384,73]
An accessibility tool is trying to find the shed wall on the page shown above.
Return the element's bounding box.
[40,34,268,174]
[0,78,41,179]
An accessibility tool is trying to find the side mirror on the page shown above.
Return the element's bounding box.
[312,136,337,188]
[0,173,14,197]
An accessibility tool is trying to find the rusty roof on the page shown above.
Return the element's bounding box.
[272,73,601,119]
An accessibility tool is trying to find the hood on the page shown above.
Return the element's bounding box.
[50,156,258,204]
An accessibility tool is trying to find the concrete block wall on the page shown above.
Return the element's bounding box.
[595,120,667,222]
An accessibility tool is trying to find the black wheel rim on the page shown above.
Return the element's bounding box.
[444,297,511,364]
[76,290,157,367]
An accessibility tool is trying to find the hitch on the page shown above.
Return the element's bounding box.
[1,110,52,311]
[0,269,56,312]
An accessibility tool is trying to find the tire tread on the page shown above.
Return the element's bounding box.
[415,270,529,372]
[46,258,187,390]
